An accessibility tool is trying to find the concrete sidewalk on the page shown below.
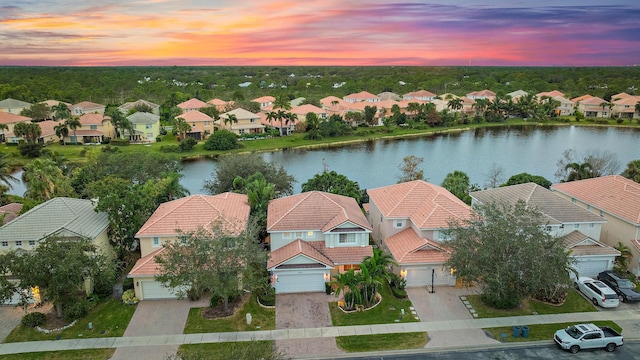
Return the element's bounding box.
[2,309,640,356]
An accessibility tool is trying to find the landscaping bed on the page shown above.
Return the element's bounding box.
[183,293,275,333]
[484,320,622,342]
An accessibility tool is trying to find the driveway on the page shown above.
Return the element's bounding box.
[110,297,208,360]
[0,306,24,342]
[407,286,499,348]
[275,292,343,358]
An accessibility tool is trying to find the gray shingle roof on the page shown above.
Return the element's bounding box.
[0,197,108,242]
[471,183,605,224]
[126,112,160,125]
[0,98,32,109]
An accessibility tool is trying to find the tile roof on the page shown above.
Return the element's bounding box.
[79,113,105,125]
[0,197,108,242]
[552,175,640,225]
[176,98,208,110]
[377,92,402,101]
[384,228,450,264]
[251,96,275,103]
[571,94,594,103]
[467,89,496,98]
[267,239,372,268]
[128,248,165,277]
[471,183,605,225]
[221,108,260,120]
[562,230,620,256]
[320,96,345,107]
[537,90,565,98]
[291,104,325,115]
[580,96,606,105]
[207,98,228,106]
[176,110,213,122]
[343,91,379,100]
[0,112,30,124]
[0,98,32,109]
[367,180,473,229]
[72,101,105,110]
[267,191,372,233]
[127,112,160,125]
[403,90,436,98]
[41,100,71,108]
[0,203,22,225]
[37,120,57,137]
[611,93,632,100]
[118,99,159,111]
[136,193,250,238]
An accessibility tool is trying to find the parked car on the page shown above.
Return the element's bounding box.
[597,270,640,302]
[574,277,619,308]
[554,323,623,354]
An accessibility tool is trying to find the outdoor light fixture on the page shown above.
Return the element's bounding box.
[400,269,407,278]
[324,273,331,281]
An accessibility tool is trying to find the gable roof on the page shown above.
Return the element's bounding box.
[0,112,30,125]
[176,98,208,110]
[79,113,105,125]
[72,101,105,110]
[537,90,565,98]
[552,175,640,225]
[384,228,450,264]
[291,104,325,115]
[563,230,620,256]
[267,191,372,233]
[367,180,473,229]
[207,98,228,106]
[571,94,593,103]
[471,183,605,225]
[343,91,379,101]
[252,96,275,103]
[176,110,212,122]
[467,89,496,98]
[36,120,57,138]
[127,111,160,124]
[403,90,436,98]
[377,92,402,101]
[136,193,250,238]
[118,99,160,111]
[267,239,372,268]
[221,108,260,120]
[0,197,108,242]
[0,98,32,109]
[128,248,165,277]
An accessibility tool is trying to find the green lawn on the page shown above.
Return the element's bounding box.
[3,298,136,343]
[0,349,114,360]
[178,341,277,359]
[183,294,275,334]
[465,289,597,318]
[336,332,428,352]
[484,321,622,342]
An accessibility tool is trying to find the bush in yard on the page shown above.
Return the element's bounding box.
[64,299,91,322]
[18,142,44,157]
[122,289,139,305]
[204,130,240,151]
[179,137,197,152]
[21,312,46,328]
[257,286,275,306]
[210,294,221,308]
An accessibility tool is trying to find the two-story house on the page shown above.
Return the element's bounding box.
[71,101,106,116]
[176,98,208,113]
[175,110,214,140]
[126,112,160,143]
[552,176,640,277]
[129,193,250,300]
[366,180,473,288]
[71,113,115,143]
[218,108,265,135]
[0,112,31,142]
[251,96,275,109]
[267,191,372,294]
[471,183,618,278]
[118,99,161,116]
[343,91,380,104]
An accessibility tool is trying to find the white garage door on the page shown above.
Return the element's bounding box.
[405,266,454,288]
[274,271,326,294]
[572,258,611,279]
[140,281,179,300]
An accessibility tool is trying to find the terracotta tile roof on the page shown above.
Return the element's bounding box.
[537,90,565,98]
[252,96,275,103]
[403,90,436,98]
[612,96,640,105]
[291,104,325,115]
[467,89,496,98]
[37,120,57,137]
[0,203,22,225]
[79,113,105,125]
[343,91,379,101]
[267,239,333,268]
[571,94,594,103]
[72,101,105,110]
[128,248,165,277]
[471,183,605,225]
[41,100,71,108]
[320,96,345,107]
[580,96,606,105]
[136,193,250,238]
[384,228,450,264]
[562,230,620,256]
[176,110,213,122]
[207,98,228,106]
[176,98,208,110]
[221,108,260,120]
[310,242,372,265]
[73,129,105,136]
[612,93,632,100]
[0,112,30,124]
[552,175,640,225]
[367,180,473,229]
[267,191,372,233]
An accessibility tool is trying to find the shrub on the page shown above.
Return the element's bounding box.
[257,287,275,306]
[155,136,162,142]
[204,130,240,151]
[65,299,91,322]
[179,137,198,152]
[616,118,624,124]
[325,282,332,295]
[388,273,407,290]
[160,128,168,136]
[160,145,180,153]
[93,270,117,299]
[101,137,111,144]
[18,143,44,157]
[122,289,139,305]
[210,295,221,308]
[21,312,46,328]
[110,139,130,146]
[390,286,407,299]
[595,119,609,125]
[123,277,134,291]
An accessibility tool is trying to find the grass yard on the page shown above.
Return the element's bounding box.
[465,289,597,318]
[3,298,136,343]
[336,332,428,352]
[178,341,277,359]
[0,349,114,360]
[183,294,275,334]
[329,283,418,326]
[484,320,622,342]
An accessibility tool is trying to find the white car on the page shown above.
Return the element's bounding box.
[574,277,619,308]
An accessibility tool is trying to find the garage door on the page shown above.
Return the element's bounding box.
[274,271,326,294]
[405,266,454,288]
[140,281,179,300]
[572,258,611,279]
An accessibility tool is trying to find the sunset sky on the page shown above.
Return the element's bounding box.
[1,1,639,66]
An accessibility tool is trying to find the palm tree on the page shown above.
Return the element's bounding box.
[266,111,277,128]
[621,160,640,183]
[447,98,463,112]
[54,122,69,145]
[13,122,41,143]
[331,269,361,311]
[564,162,595,182]
[472,98,489,117]
[275,109,287,136]
[174,118,192,140]
[22,158,60,201]
[0,153,17,189]
[635,101,640,120]
[614,242,632,272]
[52,103,70,121]
[406,102,421,119]
[104,106,126,139]
[284,112,298,135]
[223,113,238,131]
[66,116,82,144]
[599,101,612,118]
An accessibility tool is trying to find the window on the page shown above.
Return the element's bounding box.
[179,236,188,245]
[204,121,210,126]
[587,205,592,210]
[239,129,245,135]
[152,237,160,247]
[250,119,256,123]
[571,198,576,203]
[339,233,356,244]
[574,224,580,229]
[1,241,7,247]
[307,231,314,237]
[90,125,97,130]
[343,264,360,271]
[283,232,292,239]
[394,220,405,229]
[15,241,22,247]
[589,223,595,228]
[295,232,303,238]
[28,240,36,246]
[146,124,152,129]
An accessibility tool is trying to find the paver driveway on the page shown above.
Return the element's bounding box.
[407,286,499,348]
[0,306,24,342]
[110,297,208,360]
[275,292,343,358]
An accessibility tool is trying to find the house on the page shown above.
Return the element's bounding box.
[71,113,114,143]
[176,98,208,113]
[506,90,528,100]
[537,90,566,98]
[551,96,575,116]
[290,104,328,122]
[403,90,436,101]
[320,96,345,108]
[574,96,609,118]
[343,91,380,103]
[552,176,640,277]
[118,99,160,116]
[0,197,112,257]
[466,90,496,100]
[267,191,373,294]
[207,98,232,111]
[366,180,473,287]
[35,120,59,144]
[218,108,265,135]
[126,112,160,143]
[377,92,402,101]
[0,203,22,225]
[252,96,275,109]
[71,101,106,116]
[175,110,214,140]
[611,95,640,120]
[41,100,72,120]
[129,193,250,300]
[470,183,617,278]
[0,98,32,114]
[0,112,31,142]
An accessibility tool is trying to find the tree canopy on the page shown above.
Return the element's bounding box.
[301,170,362,204]
[441,170,478,205]
[502,172,552,189]
[444,201,573,309]
[621,159,640,183]
[397,155,424,183]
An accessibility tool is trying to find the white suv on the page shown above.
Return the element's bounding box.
[574,277,619,308]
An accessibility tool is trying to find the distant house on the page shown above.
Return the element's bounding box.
[612,95,640,120]
[551,96,575,116]
[366,180,473,287]
[267,191,373,294]
[377,92,402,101]
[71,101,106,116]
[0,203,22,225]
[118,99,160,116]
[0,112,31,142]
[36,120,59,144]
[175,110,214,140]
[573,96,609,118]
[403,90,437,101]
[343,91,380,103]
[70,113,114,143]
[466,90,496,100]
[207,98,232,111]
[218,108,264,135]
[129,193,250,300]
[126,112,161,143]
[506,90,528,100]
[251,96,275,109]
[470,182,617,278]
[552,176,640,277]
[41,100,72,120]
[290,104,327,122]
[176,98,208,113]
[0,98,32,115]
[537,90,566,98]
